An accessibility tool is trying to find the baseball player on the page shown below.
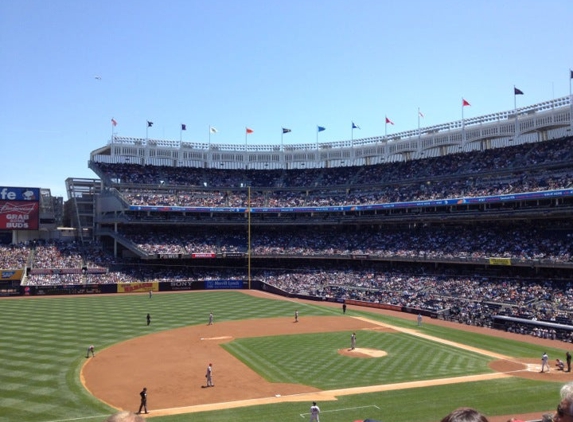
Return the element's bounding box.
[350,332,356,350]
[294,309,299,323]
[208,312,214,325]
[137,387,148,414]
[205,363,214,387]
[309,401,320,422]
[86,345,95,358]
[541,352,549,373]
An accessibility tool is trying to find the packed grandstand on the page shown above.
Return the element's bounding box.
[1,95,572,343]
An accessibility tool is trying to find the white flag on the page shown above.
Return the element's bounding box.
[210,127,218,134]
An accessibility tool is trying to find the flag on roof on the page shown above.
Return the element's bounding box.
[210,126,218,134]
[246,127,254,134]
[352,122,360,129]
[570,69,573,79]
[147,121,153,127]
[282,128,291,134]
[111,118,117,126]
[419,110,424,118]
[317,126,326,132]
[385,116,394,125]
[181,124,186,131]
[514,87,524,95]
[462,98,471,107]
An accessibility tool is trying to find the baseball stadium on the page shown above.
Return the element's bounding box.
[1,95,573,422]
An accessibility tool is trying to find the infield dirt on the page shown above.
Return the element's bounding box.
[82,291,569,422]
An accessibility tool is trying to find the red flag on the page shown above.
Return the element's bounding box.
[462,98,471,107]
[111,118,117,126]
[385,116,394,125]
[246,127,254,134]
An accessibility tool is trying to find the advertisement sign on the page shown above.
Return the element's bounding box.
[169,281,196,291]
[0,187,40,201]
[488,257,512,266]
[191,253,216,258]
[1,270,23,280]
[0,187,40,230]
[204,280,244,289]
[0,201,39,230]
[117,282,156,293]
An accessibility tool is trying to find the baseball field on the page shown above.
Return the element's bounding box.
[0,290,569,422]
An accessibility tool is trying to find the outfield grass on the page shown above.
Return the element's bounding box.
[0,291,563,422]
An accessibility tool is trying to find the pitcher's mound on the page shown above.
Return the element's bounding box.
[338,348,387,358]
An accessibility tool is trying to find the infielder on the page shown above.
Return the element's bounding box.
[205,363,214,387]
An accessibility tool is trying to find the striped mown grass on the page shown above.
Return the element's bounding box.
[0,291,563,422]
[223,331,493,389]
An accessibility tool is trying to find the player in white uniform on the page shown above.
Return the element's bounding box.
[541,352,550,373]
[309,401,320,422]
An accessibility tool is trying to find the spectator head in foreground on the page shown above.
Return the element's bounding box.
[440,407,489,422]
[556,382,573,422]
[104,411,146,421]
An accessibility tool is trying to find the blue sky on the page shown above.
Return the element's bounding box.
[1,0,572,198]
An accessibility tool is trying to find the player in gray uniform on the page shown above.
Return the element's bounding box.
[205,363,214,387]
[86,345,95,358]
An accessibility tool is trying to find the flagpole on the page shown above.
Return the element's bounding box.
[514,85,517,111]
[351,122,354,143]
[384,117,387,138]
[569,69,573,129]
[245,127,247,147]
[111,119,114,142]
[180,127,182,142]
[514,86,518,140]
[417,108,421,142]
[461,99,465,145]
[208,125,211,148]
[281,130,283,149]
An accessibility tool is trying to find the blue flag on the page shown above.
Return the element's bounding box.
[352,122,360,129]
[317,126,325,132]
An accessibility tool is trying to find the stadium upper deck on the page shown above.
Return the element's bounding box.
[90,95,572,170]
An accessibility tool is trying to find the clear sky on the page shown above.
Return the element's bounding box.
[1,0,572,198]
